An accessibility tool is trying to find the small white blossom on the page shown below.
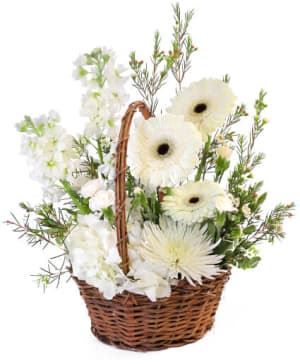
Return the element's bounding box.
[69,175,90,191]
[242,204,251,217]
[133,187,143,195]
[89,189,114,211]
[80,178,105,198]
[216,144,233,160]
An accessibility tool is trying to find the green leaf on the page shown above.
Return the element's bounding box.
[102,207,115,225]
[214,239,233,255]
[238,256,261,269]
[243,225,256,235]
[230,226,242,238]
[256,192,267,206]
[206,220,217,238]
[60,180,91,215]
[216,211,226,228]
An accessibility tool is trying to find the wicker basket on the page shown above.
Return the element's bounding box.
[73,101,231,351]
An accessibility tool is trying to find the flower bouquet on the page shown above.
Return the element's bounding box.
[7,3,294,352]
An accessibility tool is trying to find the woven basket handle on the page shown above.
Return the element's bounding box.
[115,101,151,274]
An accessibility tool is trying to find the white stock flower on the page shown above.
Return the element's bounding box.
[167,79,236,141]
[73,47,128,139]
[66,214,124,299]
[162,180,234,224]
[18,111,79,200]
[128,114,202,189]
[139,218,222,285]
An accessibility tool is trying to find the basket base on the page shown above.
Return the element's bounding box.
[90,321,214,352]
[75,269,230,352]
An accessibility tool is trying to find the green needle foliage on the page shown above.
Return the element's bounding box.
[129,2,197,113]
[195,89,295,269]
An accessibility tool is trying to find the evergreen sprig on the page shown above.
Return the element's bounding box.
[129,31,173,114]
[33,255,71,291]
[170,2,197,92]
[129,3,196,113]
[195,103,248,182]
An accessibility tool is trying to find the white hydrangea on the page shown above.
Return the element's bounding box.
[17,111,79,200]
[126,263,171,302]
[66,214,125,299]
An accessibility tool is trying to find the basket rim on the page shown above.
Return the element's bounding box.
[72,267,231,303]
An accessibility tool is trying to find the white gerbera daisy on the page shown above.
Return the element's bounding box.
[127,114,202,189]
[167,79,236,141]
[162,180,234,224]
[139,218,222,284]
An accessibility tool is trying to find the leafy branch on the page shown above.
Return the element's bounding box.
[228,90,268,195]
[195,104,248,182]
[5,202,72,249]
[33,255,71,291]
[129,3,196,113]
[129,31,172,114]
[170,2,197,92]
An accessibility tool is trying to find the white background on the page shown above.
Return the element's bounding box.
[0,0,299,363]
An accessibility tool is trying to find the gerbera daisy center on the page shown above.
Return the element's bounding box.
[189,196,200,204]
[193,103,207,114]
[157,143,170,156]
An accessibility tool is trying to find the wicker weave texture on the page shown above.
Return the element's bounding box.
[74,270,230,351]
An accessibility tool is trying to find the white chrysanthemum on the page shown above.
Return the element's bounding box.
[128,114,202,189]
[139,218,222,285]
[167,79,236,141]
[162,180,234,224]
[66,214,125,299]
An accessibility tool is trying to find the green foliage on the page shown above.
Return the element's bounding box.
[61,180,91,215]
[126,168,137,198]
[194,90,296,269]
[215,157,230,182]
[169,3,197,92]
[228,90,268,195]
[5,202,72,289]
[195,104,248,182]
[128,190,161,224]
[33,257,71,291]
[5,202,72,249]
[129,31,173,114]
[102,207,115,226]
[129,2,196,113]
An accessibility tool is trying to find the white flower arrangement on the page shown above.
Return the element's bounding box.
[6,3,294,303]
